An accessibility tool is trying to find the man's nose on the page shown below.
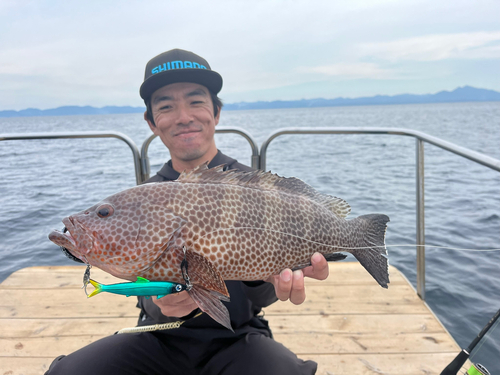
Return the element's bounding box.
[175,104,194,125]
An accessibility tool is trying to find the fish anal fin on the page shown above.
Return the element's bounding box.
[324,253,348,262]
[189,285,233,332]
[186,249,229,298]
[291,253,347,271]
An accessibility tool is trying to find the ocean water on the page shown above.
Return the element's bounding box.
[1,102,499,372]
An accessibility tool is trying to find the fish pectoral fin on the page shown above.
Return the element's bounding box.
[157,295,166,299]
[136,277,149,283]
[189,285,233,332]
[185,249,229,298]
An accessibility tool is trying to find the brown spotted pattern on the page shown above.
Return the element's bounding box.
[49,164,388,289]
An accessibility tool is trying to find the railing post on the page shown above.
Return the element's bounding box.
[416,138,426,300]
[140,134,156,183]
[252,154,261,170]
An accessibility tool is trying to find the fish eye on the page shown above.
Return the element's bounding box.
[175,284,183,292]
[97,204,114,218]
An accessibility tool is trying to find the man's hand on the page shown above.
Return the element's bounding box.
[152,291,198,318]
[265,252,329,305]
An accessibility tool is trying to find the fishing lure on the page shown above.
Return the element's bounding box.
[87,277,187,299]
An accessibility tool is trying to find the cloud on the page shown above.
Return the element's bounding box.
[1,1,500,108]
[358,31,500,62]
[298,63,396,79]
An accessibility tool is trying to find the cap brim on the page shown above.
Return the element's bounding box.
[140,69,223,100]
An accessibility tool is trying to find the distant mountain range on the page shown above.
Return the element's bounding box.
[1,86,499,118]
[224,86,500,110]
[0,105,145,118]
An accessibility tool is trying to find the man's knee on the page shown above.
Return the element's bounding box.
[203,332,317,375]
[44,333,167,375]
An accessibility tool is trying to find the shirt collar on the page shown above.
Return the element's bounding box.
[156,150,237,180]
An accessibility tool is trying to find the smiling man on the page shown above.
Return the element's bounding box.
[147,82,220,172]
[46,48,326,375]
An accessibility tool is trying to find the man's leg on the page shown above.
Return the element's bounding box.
[202,332,317,375]
[45,332,193,375]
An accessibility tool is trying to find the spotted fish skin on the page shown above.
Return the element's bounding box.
[49,164,390,330]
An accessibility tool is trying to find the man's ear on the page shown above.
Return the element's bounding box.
[144,111,157,132]
[214,106,221,126]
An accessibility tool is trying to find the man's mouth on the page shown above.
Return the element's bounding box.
[175,128,201,137]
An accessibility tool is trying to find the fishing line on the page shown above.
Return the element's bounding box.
[387,245,500,252]
[195,226,500,252]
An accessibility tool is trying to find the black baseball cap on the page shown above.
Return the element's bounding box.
[140,49,223,101]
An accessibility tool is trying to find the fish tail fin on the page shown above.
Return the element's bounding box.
[87,279,102,298]
[349,214,390,288]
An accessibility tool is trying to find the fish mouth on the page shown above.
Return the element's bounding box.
[48,217,89,264]
[48,227,84,264]
[59,227,84,263]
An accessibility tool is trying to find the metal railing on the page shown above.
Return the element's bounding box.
[139,127,260,182]
[260,127,500,300]
[3,127,499,300]
[0,132,143,185]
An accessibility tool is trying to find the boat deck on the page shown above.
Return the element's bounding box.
[0,263,466,374]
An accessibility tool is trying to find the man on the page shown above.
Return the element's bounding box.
[46,48,328,375]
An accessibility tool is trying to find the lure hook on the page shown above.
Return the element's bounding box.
[82,264,92,296]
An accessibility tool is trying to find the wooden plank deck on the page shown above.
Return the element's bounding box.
[0,263,466,374]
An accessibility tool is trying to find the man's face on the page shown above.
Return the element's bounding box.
[146,82,220,168]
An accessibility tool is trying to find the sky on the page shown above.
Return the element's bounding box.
[1,0,499,110]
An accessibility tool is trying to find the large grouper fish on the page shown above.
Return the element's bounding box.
[49,163,390,330]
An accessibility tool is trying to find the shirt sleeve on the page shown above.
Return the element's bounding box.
[241,281,278,308]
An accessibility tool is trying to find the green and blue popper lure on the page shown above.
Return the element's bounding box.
[87,277,187,299]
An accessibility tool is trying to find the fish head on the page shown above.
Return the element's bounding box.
[48,186,187,279]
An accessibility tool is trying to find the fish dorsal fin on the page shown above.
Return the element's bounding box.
[178,163,351,218]
[272,174,351,218]
[136,277,149,283]
[317,195,351,218]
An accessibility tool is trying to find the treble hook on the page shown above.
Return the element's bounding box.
[82,263,92,296]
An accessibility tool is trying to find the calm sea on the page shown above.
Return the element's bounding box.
[1,102,499,372]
